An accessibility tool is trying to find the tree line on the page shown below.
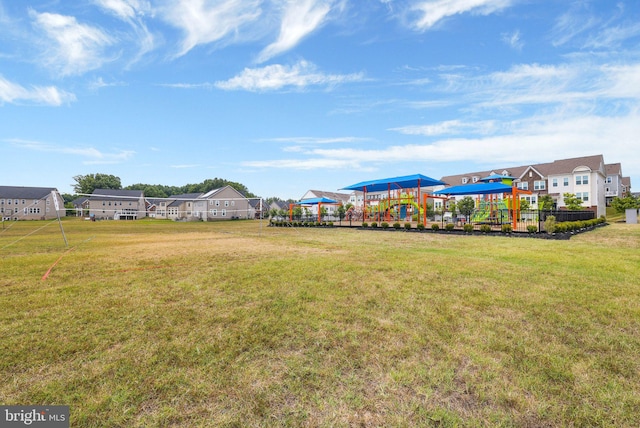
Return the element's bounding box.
[69,173,258,199]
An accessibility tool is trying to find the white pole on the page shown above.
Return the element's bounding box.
[52,191,68,247]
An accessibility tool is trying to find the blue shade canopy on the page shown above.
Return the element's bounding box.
[296,197,338,205]
[433,182,514,196]
[341,174,445,193]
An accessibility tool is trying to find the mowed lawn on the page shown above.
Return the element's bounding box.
[1,219,639,427]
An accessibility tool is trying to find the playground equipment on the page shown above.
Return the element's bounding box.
[341,174,446,224]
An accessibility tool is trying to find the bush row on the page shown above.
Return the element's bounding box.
[270,221,334,227]
[551,217,606,233]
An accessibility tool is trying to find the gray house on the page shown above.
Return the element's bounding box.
[88,189,146,220]
[0,186,66,220]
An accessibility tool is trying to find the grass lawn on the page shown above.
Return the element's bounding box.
[1,218,639,427]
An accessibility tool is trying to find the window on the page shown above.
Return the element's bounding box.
[606,176,612,184]
[576,175,589,185]
[21,200,26,204]
[0,199,4,205]
[517,182,529,190]
[552,178,558,187]
[472,176,479,183]
[221,209,227,216]
[231,201,235,206]
[215,200,220,206]
[225,201,229,207]
[462,178,468,184]
[563,177,569,186]
[212,209,217,216]
[582,192,589,202]
[534,180,545,190]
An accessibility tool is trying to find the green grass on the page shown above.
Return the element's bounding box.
[1,218,639,426]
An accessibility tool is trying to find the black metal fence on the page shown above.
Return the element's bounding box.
[449,209,596,233]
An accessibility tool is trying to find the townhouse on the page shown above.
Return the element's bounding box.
[0,186,66,220]
[88,189,146,220]
[154,186,253,221]
[438,154,625,218]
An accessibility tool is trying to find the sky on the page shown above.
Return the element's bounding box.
[1,0,639,200]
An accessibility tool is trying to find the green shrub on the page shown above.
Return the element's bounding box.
[393,222,401,230]
[527,225,538,234]
[555,223,567,233]
[463,224,474,233]
[417,223,425,231]
[361,222,368,228]
[544,215,556,234]
[328,221,334,227]
[371,222,378,228]
[431,223,440,231]
[404,223,412,230]
[445,223,455,231]
[501,224,512,233]
[480,224,492,233]
[381,222,389,229]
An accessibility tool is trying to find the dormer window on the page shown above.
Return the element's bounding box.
[462,178,468,184]
[472,176,479,183]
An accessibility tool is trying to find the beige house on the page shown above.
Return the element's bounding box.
[88,189,146,220]
[438,154,616,217]
[0,186,66,220]
[157,186,253,221]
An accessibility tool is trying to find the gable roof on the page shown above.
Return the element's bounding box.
[440,155,606,185]
[0,186,58,199]
[306,190,351,202]
[605,163,622,176]
[89,189,144,200]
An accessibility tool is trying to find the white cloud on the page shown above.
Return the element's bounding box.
[94,0,155,62]
[29,9,115,76]
[215,60,364,91]
[390,120,497,136]
[584,22,640,49]
[0,76,76,105]
[409,0,514,31]
[501,29,523,51]
[93,0,151,21]
[551,4,599,47]
[257,0,333,63]
[6,139,134,164]
[263,136,368,144]
[160,0,261,57]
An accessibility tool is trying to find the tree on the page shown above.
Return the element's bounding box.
[611,195,640,213]
[457,196,475,221]
[336,204,346,222]
[538,194,554,210]
[519,198,531,211]
[563,193,583,210]
[73,173,122,194]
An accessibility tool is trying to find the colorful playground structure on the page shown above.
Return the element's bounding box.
[287,173,534,230]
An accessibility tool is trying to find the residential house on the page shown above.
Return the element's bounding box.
[299,190,351,219]
[0,186,65,220]
[604,163,624,205]
[71,196,90,217]
[159,186,252,221]
[88,189,146,220]
[439,155,612,217]
[622,177,632,197]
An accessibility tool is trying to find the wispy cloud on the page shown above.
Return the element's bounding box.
[502,29,523,51]
[409,0,514,31]
[551,3,599,47]
[215,60,364,91]
[584,22,640,49]
[390,120,498,136]
[262,136,368,144]
[170,164,201,169]
[160,0,261,58]
[257,0,334,63]
[29,9,115,76]
[93,0,155,62]
[0,76,76,105]
[6,138,134,164]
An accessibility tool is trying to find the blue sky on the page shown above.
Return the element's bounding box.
[1,0,639,199]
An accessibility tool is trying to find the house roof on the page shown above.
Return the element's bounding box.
[433,182,515,196]
[0,186,58,199]
[305,190,351,202]
[89,189,144,200]
[440,155,606,185]
[605,163,622,176]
